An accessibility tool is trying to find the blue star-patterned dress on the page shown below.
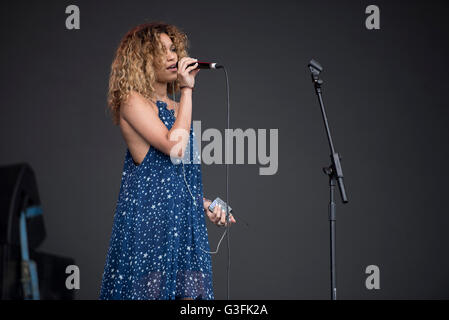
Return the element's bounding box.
[99,100,214,300]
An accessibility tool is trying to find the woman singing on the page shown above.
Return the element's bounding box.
[99,22,236,300]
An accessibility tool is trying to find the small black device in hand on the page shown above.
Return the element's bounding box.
[208,197,232,214]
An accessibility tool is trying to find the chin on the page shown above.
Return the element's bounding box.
[167,74,177,83]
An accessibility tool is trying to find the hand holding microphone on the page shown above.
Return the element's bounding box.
[177,57,223,90]
[177,56,200,89]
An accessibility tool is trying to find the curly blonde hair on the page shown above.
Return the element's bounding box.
[107,22,189,125]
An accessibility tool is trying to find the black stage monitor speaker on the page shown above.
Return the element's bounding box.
[0,163,75,299]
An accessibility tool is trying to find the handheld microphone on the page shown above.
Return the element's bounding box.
[176,61,223,70]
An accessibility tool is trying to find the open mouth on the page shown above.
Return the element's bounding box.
[167,63,177,71]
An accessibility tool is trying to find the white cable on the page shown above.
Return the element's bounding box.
[182,160,227,255]
[173,81,228,256]
[200,228,228,254]
[182,161,197,207]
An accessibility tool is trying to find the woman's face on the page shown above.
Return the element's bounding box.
[153,32,178,83]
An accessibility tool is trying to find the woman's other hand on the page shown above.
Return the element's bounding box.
[203,197,236,227]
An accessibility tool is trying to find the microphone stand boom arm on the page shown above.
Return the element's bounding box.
[308,59,349,300]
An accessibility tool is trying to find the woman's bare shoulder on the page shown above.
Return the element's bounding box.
[120,90,158,122]
[123,90,146,106]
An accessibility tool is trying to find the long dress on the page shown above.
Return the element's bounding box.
[99,100,214,300]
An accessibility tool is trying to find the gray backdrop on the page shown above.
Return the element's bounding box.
[0,0,448,299]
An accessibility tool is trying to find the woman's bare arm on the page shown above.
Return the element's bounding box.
[120,88,193,158]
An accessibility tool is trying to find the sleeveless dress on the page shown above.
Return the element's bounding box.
[99,100,214,300]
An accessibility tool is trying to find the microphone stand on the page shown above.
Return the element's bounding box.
[308,59,349,300]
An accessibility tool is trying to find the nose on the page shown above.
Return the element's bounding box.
[167,49,176,61]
